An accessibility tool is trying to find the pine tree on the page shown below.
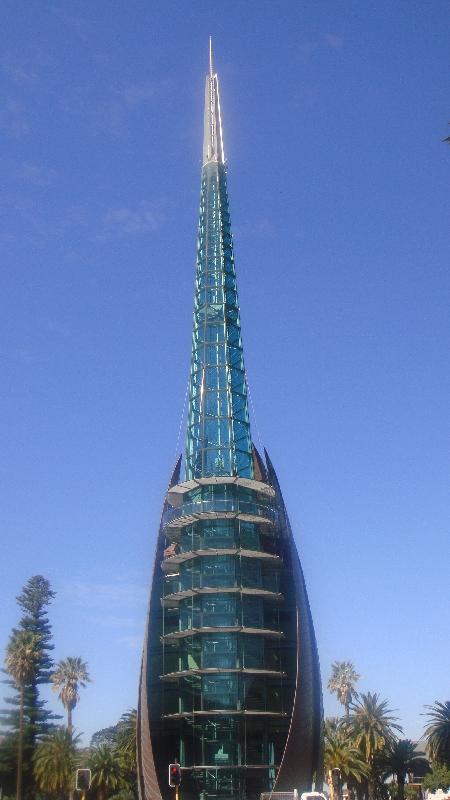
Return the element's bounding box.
[4,630,41,800]
[0,576,60,799]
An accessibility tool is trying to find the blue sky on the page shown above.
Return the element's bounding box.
[1,0,449,744]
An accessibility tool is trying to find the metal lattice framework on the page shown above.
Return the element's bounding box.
[185,50,253,481]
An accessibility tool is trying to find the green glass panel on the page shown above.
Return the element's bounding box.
[185,162,253,479]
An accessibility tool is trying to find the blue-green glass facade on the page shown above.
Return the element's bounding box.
[185,160,253,481]
[157,476,296,800]
[138,48,323,800]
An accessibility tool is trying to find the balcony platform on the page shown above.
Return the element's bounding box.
[161,548,281,572]
[167,476,275,504]
[162,625,284,641]
[162,709,288,720]
[161,585,282,607]
[160,667,286,681]
[163,498,276,532]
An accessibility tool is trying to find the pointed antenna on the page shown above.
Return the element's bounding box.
[209,36,213,76]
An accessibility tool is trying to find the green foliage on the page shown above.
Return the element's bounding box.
[0,733,18,796]
[88,710,137,799]
[423,702,450,767]
[51,656,91,729]
[347,692,403,765]
[328,661,361,716]
[324,716,369,783]
[404,786,421,800]
[4,631,41,689]
[386,781,398,800]
[115,709,137,774]
[377,740,428,800]
[4,630,43,800]
[91,725,119,748]
[422,763,450,792]
[16,576,55,684]
[1,576,59,799]
[379,739,427,780]
[33,728,80,794]
[88,745,126,799]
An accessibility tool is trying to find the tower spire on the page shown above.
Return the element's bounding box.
[203,38,224,165]
[185,44,253,479]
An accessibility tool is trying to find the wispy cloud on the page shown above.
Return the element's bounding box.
[17,162,57,186]
[2,62,38,84]
[60,79,172,138]
[91,615,142,629]
[50,7,91,43]
[101,202,165,237]
[117,634,143,651]
[325,34,344,50]
[63,581,147,650]
[0,100,30,138]
[234,218,275,239]
[116,80,171,110]
[66,580,147,610]
[297,41,318,59]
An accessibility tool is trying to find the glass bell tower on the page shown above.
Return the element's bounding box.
[138,43,323,800]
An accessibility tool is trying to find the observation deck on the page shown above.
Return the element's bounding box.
[162,626,284,641]
[161,585,283,607]
[161,548,281,572]
[160,667,286,681]
[163,498,276,531]
[167,476,275,502]
[162,709,288,720]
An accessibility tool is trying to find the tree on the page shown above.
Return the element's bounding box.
[379,740,427,800]
[1,576,58,799]
[51,657,91,731]
[91,725,119,748]
[328,662,361,717]
[423,701,450,766]
[4,631,41,800]
[347,692,403,800]
[422,763,450,792]
[89,745,125,800]
[404,786,421,800]
[33,728,80,795]
[16,576,55,681]
[115,709,137,774]
[324,717,369,788]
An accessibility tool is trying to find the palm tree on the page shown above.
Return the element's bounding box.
[423,701,450,766]
[115,709,137,774]
[328,662,361,717]
[4,630,41,800]
[89,745,125,800]
[347,692,403,800]
[324,717,369,791]
[34,728,80,796]
[51,657,91,731]
[379,740,427,800]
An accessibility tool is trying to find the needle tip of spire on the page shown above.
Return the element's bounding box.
[209,36,213,76]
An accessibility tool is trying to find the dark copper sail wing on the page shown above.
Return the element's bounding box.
[137,456,182,800]
[264,450,324,792]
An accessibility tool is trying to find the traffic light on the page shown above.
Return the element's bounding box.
[76,769,91,792]
[169,763,182,787]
